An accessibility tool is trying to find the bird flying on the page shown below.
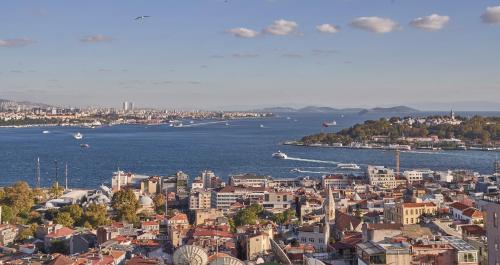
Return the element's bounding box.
[135,16,151,22]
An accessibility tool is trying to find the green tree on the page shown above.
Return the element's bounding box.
[83,203,110,228]
[153,194,165,214]
[111,189,139,223]
[54,212,75,227]
[16,223,38,242]
[61,205,83,225]
[1,205,14,224]
[234,208,258,226]
[2,181,34,217]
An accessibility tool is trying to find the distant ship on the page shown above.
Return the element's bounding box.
[80,144,90,148]
[272,151,287,159]
[225,122,230,126]
[42,130,50,134]
[173,123,183,128]
[74,132,83,140]
[260,124,265,128]
[322,121,337,127]
[286,117,291,120]
[337,163,360,170]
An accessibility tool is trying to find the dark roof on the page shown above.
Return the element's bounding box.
[335,211,362,231]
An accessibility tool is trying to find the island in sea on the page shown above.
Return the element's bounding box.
[288,112,500,151]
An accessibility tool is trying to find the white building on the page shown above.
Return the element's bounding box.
[367,166,396,189]
[403,170,423,184]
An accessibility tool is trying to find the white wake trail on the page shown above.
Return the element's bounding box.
[285,156,340,165]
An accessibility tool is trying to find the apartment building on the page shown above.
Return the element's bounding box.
[384,202,437,225]
[367,166,396,189]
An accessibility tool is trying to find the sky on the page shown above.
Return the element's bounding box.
[1,0,500,110]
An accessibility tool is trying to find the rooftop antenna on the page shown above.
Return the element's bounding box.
[35,157,41,189]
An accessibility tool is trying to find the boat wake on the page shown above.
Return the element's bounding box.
[285,156,339,165]
[177,121,228,127]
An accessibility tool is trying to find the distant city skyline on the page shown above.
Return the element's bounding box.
[1,0,500,109]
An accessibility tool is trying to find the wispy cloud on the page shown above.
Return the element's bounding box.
[281,53,302,58]
[80,34,113,43]
[0,38,35,48]
[263,19,300,36]
[225,27,259,38]
[316,23,340,34]
[410,14,450,31]
[232,53,259,58]
[312,49,339,55]
[350,17,399,33]
[481,6,500,24]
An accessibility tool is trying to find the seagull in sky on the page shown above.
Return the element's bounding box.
[135,15,151,22]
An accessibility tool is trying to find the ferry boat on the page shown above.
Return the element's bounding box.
[337,163,361,170]
[172,123,183,128]
[322,121,337,127]
[272,151,288,159]
[42,130,50,134]
[260,124,265,128]
[74,132,83,140]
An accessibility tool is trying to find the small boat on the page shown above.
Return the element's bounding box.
[272,151,288,159]
[225,122,230,126]
[291,168,300,172]
[189,120,195,124]
[80,144,90,148]
[74,132,83,140]
[260,124,265,128]
[173,123,183,128]
[337,163,361,170]
[42,130,50,134]
[456,144,467,150]
[322,121,337,127]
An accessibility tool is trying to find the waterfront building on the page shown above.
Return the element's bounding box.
[367,166,397,189]
[403,170,423,184]
[322,175,351,190]
[140,176,161,195]
[229,174,270,188]
[210,186,266,210]
[384,202,437,225]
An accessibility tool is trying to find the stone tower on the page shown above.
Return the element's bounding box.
[324,187,336,223]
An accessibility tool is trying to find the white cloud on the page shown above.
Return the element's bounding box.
[410,14,450,31]
[0,38,35,47]
[316,23,340,34]
[264,19,299,35]
[481,6,500,24]
[225,27,259,38]
[350,17,399,33]
[80,34,113,43]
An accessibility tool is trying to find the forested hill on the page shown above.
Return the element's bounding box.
[301,115,500,145]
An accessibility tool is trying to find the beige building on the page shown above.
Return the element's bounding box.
[189,190,211,210]
[0,224,19,246]
[194,208,224,226]
[357,241,412,265]
[167,213,190,247]
[262,191,294,213]
[367,166,396,189]
[385,202,437,225]
[140,176,161,195]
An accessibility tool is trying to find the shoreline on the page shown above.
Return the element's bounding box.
[282,141,500,152]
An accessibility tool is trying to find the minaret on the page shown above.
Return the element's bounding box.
[325,187,336,223]
[35,157,41,189]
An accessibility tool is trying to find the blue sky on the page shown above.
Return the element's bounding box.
[1,0,500,109]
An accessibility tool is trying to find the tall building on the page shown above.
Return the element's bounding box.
[324,187,336,224]
[483,196,500,265]
[122,101,134,112]
[367,165,396,189]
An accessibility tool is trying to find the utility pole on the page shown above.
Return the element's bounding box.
[54,160,59,189]
[65,163,68,190]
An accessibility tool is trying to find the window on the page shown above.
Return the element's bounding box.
[494,212,498,228]
[309,238,315,243]
[301,237,306,243]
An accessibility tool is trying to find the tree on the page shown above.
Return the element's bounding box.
[234,208,258,226]
[49,240,68,254]
[49,183,64,199]
[153,194,165,214]
[61,205,83,225]
[1,205,14,224]
[83,203,110,228]
[111,189,139,223]
[2,181,34,217]
[54,212,75,227]
[16,223,38,242]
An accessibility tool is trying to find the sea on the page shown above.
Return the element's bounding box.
[0,111,498,189]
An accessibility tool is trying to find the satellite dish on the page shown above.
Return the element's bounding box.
[173,245,209,265]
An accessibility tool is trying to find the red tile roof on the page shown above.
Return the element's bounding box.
[46,227,75,238]
[449,202,470,211]
[462,208,483,218]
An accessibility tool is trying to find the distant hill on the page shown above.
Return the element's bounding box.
[0,98,53,109]
[358,106,419,115]
[253,106,364,113]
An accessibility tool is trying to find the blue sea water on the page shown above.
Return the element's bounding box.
[0,112,498,188]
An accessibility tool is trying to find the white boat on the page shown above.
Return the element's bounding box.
[260,124,265,128]
[189,120,195,124]
[42,130,50,134]
[322,121,337,127]
[272,151,288,159]
[173,123,183,128]
[74,132,83,140]
[337,163,361,170]
[80,143,90,148]
[225,122,230,126]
